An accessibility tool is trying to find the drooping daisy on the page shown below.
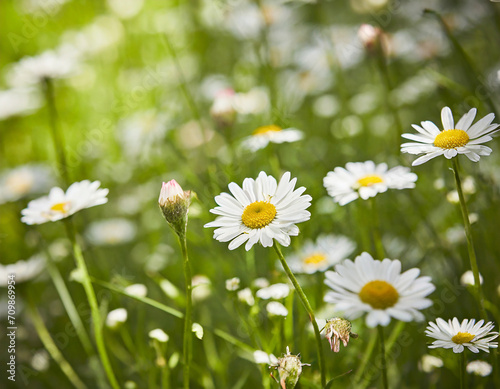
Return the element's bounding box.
[204,171,311,251]
[240,125,303,152]
[21,180,109,225]
[286,234,356,274]
[323,161,417,206]
[324,252,435,327]
[425,318,499,353]
[401,106,499,166]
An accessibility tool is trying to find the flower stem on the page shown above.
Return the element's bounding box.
[63,219,120,389]
[451,158,487,320]
[43,77,69,186]
[178,233,193,389]
[27,302,87,389]
[377,326,388,389]
[273,242,326,387]
[369,198,386,259]
[460,352,466,389]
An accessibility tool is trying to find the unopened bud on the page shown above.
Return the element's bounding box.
[158,180,191,236]
[271,346,310,389]
[323,317,357,352]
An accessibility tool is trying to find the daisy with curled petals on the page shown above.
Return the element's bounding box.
[240,125,303,152]
[286,234,356,274]
[401,106,499,166]
[324,252,435,327]
[323,161,417,206]
[21,180,108,225]
[425,318,499,353]
[204,171,311,251]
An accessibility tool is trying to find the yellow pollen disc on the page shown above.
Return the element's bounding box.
[241,201,277,229]
[303,253,327,265]
[359,280,399,309]
[50,202,70,213]
[434,129,469,149]
[357,175,384,187]
[253,124,282,136]
[451,332,475,344]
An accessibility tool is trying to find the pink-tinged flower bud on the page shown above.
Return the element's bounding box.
[210,88,236,128]
[270,347,310,389]
[158,180,191,236]
[358,24,387,55]
[323,317,358,352]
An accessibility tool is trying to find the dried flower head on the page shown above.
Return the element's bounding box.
[270,346,310,389]
[323,317,358,352]
[158,180,191,236]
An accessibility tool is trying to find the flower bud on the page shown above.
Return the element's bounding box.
[158,180,191,237]
[272,347,310,389]
[324,317,357,352]
[358,24,388,56]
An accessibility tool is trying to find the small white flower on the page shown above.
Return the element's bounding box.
[31,350,50,372]
[253,350,278,365]
[266,301,288,317]
[286,234,356,274]
[148,329,169,343]
[192,323,204,339]
[460,270,483,287]
[21,180,108,225]
[425,318,499,353]
[252,277,270,289]
[204,171,312,251]
[192,275,211,302]
[106,308,128,329]
[466,360,492,376]
[225,277,240,291]
[0,88,41,120]
[0,164,55,204]
[240,125,303,152]
[324,252,435,327]
[401,106,499,166]
[232,87,269,115]
[8,50,79,87]
[85,218,137,246]
[323,161,417,205]
[256,283,290,300]
[124,284,148,298]
[418,355,444,373]
[0,255,45,286]
[237,287,255,306]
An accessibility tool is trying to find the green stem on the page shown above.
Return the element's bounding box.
[451,158,487,320]
[63,219,120,389]
[27,303,87,389]
[43,77,69,186]
[273,242,326,387]
[460,352,466,389]
[377,326,388,389]
[353,331,378,385]
[369,198,385,259]
[178,233,193,389]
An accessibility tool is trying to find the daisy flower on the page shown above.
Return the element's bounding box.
[425,318,499,353]
[323,161,417,206]
[286,234,356,274]
[21,180,109,225]
[401,106,499,166]
[324,252,435,327]
[240,125,303,152]
[204,171,311,251]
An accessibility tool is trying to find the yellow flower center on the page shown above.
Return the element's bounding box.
[451,332,475,344]
[253,124,282,136]
[359,280,399,309]
[434,129,470,149]
[357,175,384,187]
[241,201,277,229]
[303,253,327,265]
[50,202,70,213]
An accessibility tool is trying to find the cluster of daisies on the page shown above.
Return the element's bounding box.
[18,105,499,383]
[203,106,499,369]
